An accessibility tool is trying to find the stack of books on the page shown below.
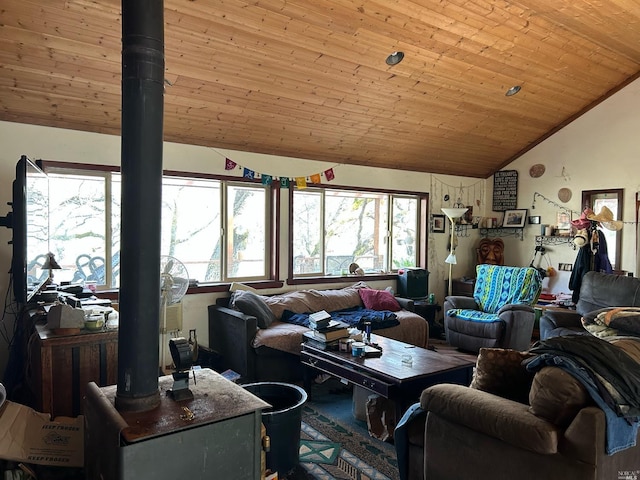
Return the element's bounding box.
[308,310,332,330]
[304,310,349,350]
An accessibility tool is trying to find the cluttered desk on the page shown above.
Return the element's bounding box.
[17,285,120,418]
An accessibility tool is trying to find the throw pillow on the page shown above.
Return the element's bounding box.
[528,366,592,427]
[470,348,535,404]
[358,288,401,312]
[231,290,276,328]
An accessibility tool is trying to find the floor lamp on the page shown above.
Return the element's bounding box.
[441,207,468,297]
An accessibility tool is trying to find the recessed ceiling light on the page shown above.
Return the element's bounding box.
[385,51,404,66]
[505,85,521,96]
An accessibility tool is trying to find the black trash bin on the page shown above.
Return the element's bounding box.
[243,382,307,475]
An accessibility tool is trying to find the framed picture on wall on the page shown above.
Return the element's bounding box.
[431,214,446,233]
[503,209,527,228]
[557,211,571,230]
[528,215,541,225]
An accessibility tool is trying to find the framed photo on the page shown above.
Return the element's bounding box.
[556,211,571,230]
[431,214,446,233]
[503,209,527,228]
[528,215,541,225]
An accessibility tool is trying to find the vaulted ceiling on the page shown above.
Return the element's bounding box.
[1,0,639,178]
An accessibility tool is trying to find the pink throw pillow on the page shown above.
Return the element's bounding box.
[358,288,401,312]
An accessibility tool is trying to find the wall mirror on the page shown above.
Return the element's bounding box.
[581,188,623,270]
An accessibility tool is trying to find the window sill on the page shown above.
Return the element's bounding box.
[288,273,397,286]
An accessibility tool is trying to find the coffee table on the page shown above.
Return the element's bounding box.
[301,333,475,419]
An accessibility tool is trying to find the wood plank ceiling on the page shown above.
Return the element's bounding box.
[1,0,639,178]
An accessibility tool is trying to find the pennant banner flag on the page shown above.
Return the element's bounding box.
[225,158,237,170]
[324,168,335,181]
[221,157,336,185]
[295,177,307,189]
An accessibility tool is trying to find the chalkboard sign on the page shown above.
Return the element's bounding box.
[492,170,518,211]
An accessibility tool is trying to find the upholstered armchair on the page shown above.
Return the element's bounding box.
[444,264,542,352]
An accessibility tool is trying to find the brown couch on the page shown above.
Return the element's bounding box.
[395,341,640,480]
[208,284,429,383]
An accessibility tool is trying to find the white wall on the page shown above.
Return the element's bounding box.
[489,78,640,294]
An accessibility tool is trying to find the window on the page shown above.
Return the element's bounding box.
[45,165,272,288]
[292,187,424,277]
[582,188,623,269]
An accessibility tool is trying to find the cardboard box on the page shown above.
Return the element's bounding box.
[0,401,83,467]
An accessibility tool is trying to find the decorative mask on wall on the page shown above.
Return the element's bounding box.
[477,238,505,266]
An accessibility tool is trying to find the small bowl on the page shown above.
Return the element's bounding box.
[84,318,105,331]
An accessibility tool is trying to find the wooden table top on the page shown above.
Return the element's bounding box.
[303,333,475,385]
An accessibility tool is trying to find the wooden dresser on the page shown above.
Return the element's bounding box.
[29,322,118,417]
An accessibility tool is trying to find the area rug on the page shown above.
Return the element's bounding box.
[284,402,400,480]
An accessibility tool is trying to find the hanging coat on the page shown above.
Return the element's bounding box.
[569,228,612,303]
[593,229,613,274]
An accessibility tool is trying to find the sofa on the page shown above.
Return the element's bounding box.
[208,283,429,383]
[540,271,640,339]
[395,339,640,480]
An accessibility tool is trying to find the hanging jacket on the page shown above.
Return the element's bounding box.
[570,244,592,303]
[593,228,613,274]
[570,228,612,303]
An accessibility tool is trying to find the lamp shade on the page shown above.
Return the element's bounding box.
[445,252,457,264]
[441,207,468,220]
[42,252,61,270]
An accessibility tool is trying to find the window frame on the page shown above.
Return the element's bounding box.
[287,183,429,285]
[39,160,281,294]
[581,188,624,269]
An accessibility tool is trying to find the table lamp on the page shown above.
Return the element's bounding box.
[441,207,468,297]
[42,252,62,286]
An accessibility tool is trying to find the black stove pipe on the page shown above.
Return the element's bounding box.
[115,0,165,412]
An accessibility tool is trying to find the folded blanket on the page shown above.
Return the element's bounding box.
[281,306,399,330]
[582,307,640,338]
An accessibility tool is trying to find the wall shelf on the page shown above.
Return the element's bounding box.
[454,223,471,237]
[535,235,575,249]
[479,227,524,241]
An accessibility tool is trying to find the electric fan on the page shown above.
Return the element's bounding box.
[159,255,189,372]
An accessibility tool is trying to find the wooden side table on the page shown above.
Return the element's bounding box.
[29,322,118,417]
[413,300,443,338]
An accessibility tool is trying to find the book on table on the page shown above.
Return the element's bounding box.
[310,323,349,342]
[309,318,331,330]
[302,331,340,350]
[309,310,332,330]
